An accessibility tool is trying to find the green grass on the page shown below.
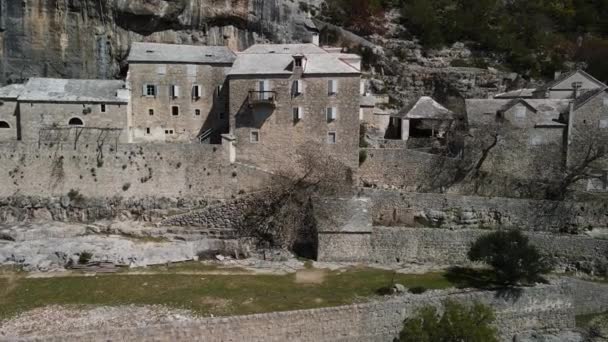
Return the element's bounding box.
[0,267,453,320]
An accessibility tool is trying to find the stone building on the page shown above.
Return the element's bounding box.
[532,69,604,99]
[561,88,608,191]
[0,84,24,141]
[225,44,362,170]
[127,42,236,143]
[0,78,129,144]
[396,96,456,143]
[466,98,570,181]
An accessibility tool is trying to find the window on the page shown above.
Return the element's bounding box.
[144,84,156,97]
[515,106,526,121]
[148,109,154,116]
[171,106,179,116]
[216,85,223,97]
[68,117,84,126]
[600,120,608,129]
[359,108,364,120]
[100,104,106,113]
[293,107,303,122]
[327,132,337,144]
[328,79,338,95]
[292,80,303,96]
[146,128,151,135]
[170,85,180,98]
[157,65,166,75]
[250,131,260,143]
[219,112,225,120]
[294,57,303,67]
[165,129,174,135]
[195,109,201,116]
[258,80,270,100]
[326,107,337,122]
[0,121,10,128]
[192,85,202,99]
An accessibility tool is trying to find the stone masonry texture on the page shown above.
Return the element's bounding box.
[10,283,586,342]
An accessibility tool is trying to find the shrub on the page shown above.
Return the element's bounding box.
[359,150,368,165]
[468,230,553,285]
[399,301,498,342]
[78,251,93,264]
[408,286,427,294]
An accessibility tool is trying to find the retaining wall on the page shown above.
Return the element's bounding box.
[0,142,272,200]
[366,189,608,232]
[13,284,575,342]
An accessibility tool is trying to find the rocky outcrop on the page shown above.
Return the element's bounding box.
[0,0,322,83]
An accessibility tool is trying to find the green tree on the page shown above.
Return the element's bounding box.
[468,230,553,285]
[398,301,498,342]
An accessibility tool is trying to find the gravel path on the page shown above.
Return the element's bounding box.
[0,305,199,338]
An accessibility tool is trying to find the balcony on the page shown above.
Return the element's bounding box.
[248,91,277,107]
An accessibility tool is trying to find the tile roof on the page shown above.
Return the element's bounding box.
[573,87,607,110]
[0,84,25,99]
[397,96,455,120]
[228,44,361,76]
[466,99,570,127]
[535,69,605,92]
[19,78,128,103]
[128,42,236,64]
[241,44,327,54]
[494,88,536,99]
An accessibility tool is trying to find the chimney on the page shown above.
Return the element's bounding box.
[572,82,582,99]
[554,71,562,80]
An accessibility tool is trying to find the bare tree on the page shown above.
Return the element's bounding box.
[239,143,354,258]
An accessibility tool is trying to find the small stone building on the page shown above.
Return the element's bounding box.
[1,78,129,144]
[226,44,362,171]
[127,42,236,143]
[395,96,456,143]
[0,84,24,141]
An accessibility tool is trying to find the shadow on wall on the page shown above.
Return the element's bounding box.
[235,102,274,129]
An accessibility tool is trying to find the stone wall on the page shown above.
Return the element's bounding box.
[15,284,575,342]
[563,277,608,315]
[359,149,459,191]
[0,142,272,201]
[368,228,608,273]
[366,189,608,232]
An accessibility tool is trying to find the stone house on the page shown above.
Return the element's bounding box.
[532,69,604,99]
[0,78,129,144]
[225,44,362,171]
[466,98,570,181]
[561,88,608,191]
[127,42,236,144]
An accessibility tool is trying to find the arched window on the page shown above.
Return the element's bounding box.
[68,117,84,126]
[0,121,10,128]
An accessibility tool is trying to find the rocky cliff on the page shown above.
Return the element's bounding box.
[0,0,512,107]
[0,0,320,83]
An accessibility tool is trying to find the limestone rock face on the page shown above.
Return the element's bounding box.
[0,0,320,83]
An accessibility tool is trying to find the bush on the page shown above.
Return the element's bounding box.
[359,150,368,165]
[78,251,93,265]
[408,286,427,294]
[468,230,553,285]
[399,301,498,342]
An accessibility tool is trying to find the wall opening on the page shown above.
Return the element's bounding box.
[68,117,84,126]
[0,121,10,128]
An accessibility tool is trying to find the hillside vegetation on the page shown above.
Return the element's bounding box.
[320,0,608,80]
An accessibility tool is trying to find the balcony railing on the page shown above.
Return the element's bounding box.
[248,91,277,107]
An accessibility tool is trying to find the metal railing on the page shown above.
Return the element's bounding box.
[248,90,277,106]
